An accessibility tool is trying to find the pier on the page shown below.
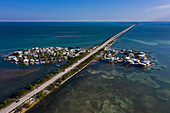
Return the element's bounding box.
[0,24,135,113]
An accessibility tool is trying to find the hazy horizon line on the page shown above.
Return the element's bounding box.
[0,20,170,22]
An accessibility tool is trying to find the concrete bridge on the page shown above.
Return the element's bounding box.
[0,24,135,113]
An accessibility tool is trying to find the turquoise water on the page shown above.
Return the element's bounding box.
[27,22,170,113]
[0,22,130,102]
[1,22,170,113]
[113,22,170,81]
[0,22,130,52]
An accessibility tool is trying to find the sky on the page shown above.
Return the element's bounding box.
[0,0,170,22]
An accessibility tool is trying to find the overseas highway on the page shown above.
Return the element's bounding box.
[0,24,135,113]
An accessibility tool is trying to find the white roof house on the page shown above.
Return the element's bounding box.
[125,57,130,60]
[24,51,29,55]
[138,63,146,66]
[30,59,35,62]
[12,57,19,62]
[139,52,145,55]
[8,56,16,59]
[138,54,145,57]
[143,61,150,65]
[114,57,119,61]
[18,54,23,58]
[14,51,23,54]
[127,50,132,52]
[127,59,134,64]
[129,53,134,57]
[132,58,140,62]
[23,59,29,63]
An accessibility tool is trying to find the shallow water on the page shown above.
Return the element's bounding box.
[27,22,170,113]
[27,62,170,113]
[0,22,130,102]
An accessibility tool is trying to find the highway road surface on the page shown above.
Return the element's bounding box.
[0,24,135,113]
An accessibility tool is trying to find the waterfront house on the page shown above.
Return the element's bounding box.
[142,61,150,65]
[23,59,29,63]
[127,59,134,64]
[129,53,134,58]
[12,57,19,62]
[138,53,146,60]
[14,51,22,54]
[30,59,35,62]
[132,58,140,63]
[18,54,23,58]
[104,57,112,62]
[138,63,146,67]
[56,47,62,50]
[127,49,133,52]
[138,54,145,57]
[42,48,46,51]
[24,51,29,55]
[125,57,130,60]
[36,50,40,53]
[7,56,16,60]
[35,62,39,64]
[49,47,53,50]
[139,52,145,55]
[114,57,119,61]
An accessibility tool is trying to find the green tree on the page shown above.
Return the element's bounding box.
[28,84,34,90]
[0,104,4,109]
[23,103,30,108]
[15,89,27,97]
[36,91,43,99]
[3,98,14,106]
[13,52,19,56]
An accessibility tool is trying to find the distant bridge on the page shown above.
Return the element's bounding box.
[0,24,135,113]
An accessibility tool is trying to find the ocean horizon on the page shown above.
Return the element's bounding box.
[0,22,170,113]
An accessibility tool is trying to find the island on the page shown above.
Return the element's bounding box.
[98,48,153,68]
[4,47,153,69]
[2,47,153,113]
[4,47,90,65]
[0,24,140,113]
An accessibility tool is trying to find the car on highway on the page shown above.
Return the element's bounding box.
[63,69,67,72]
[15,100,20,103]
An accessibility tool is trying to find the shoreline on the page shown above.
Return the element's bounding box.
[21,60,96,113]
[0,24,135,113]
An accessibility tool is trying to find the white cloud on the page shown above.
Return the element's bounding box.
[147,4,170,11]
